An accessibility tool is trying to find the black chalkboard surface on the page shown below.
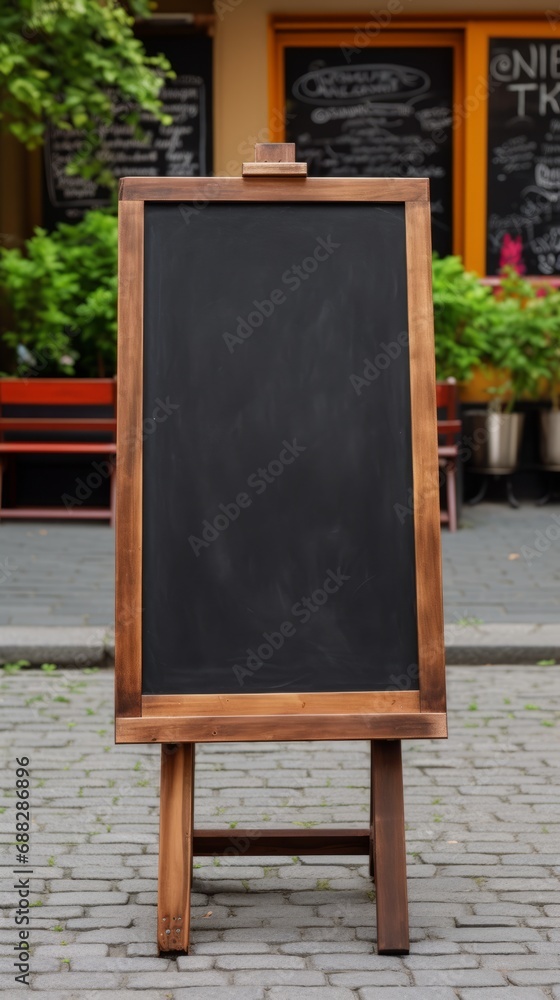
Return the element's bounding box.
[42,32,212,228]
[487,38,560,275]
[284,47,454,256]
[142,201,418,696]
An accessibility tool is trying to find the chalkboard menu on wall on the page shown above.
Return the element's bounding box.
[487,39,560,275]
[284,47,454,256]
[42,32,212,228]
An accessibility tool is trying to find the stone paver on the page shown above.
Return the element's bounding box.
[0,523,113,627]
[443,504,560,626]
[1,503,560,630]
[0,664,558,995]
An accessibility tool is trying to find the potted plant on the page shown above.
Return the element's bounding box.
[465,269,551,474]
[0,210,117,381]
[432,255,520,473]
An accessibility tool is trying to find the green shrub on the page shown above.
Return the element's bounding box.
[491,269,560,408]
[432,254,494,383]
[0,210,117,377]
[483,270,552,408]
[433,257,560,409]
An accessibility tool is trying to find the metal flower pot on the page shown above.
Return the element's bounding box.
[464,410,525,474]
[539,409,560,470]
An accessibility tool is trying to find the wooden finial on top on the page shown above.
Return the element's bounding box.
[242,142,307,177]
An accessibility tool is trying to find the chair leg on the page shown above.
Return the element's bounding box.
[369,744,374,878]
[8,456,17,508]
[446,462,458,532]
[110,462,116,527]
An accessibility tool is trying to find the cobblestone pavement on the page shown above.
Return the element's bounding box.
[2,503,560,628]
[0,523,113,628]
[0,664,559,998]
[444,505,560,626]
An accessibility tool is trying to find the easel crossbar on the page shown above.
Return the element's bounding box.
[193,828,370,856]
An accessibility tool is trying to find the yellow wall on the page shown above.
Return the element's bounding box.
[213,1,553,173]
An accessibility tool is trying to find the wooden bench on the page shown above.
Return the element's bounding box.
[0,378,116,523]
[436,378,461,532]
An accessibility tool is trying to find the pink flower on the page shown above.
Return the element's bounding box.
[499,233,526,275]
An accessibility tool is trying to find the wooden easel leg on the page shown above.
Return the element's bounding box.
[371,740,409,955]
[157,743,195,953]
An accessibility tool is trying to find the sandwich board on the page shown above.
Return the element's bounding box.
[116,143,447,955]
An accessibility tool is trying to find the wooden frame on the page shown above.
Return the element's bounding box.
[116,171,446,744]
[268,13,559,274]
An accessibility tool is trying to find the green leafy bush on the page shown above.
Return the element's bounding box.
[0,210,117,377]
[433,256,560,409]
[483,270,551,409]
[432,254,494,383]
[492,269,560,409]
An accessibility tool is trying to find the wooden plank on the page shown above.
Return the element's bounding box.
[0,418,116,432]
[120,176,429,202]
[115,200,144,718]
[142,691,420,717]
[193,828,370,856]
[255,142,296,161]
[372,740,409,955]
[242,162,307,176]
[244,140,307,175]
[158,744,194,953]
[406,200,447,715]
[0,378,115,405]
[0,443,116,453]
[116,712,448,744]
[0,508,112,520]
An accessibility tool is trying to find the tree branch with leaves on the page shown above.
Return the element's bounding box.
[0,0,172,189]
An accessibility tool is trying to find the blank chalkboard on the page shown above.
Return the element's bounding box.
[141,201,418,696]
